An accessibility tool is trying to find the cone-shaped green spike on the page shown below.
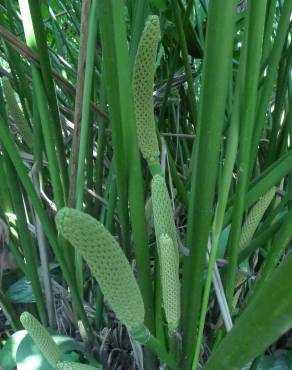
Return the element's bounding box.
[133,15,161,159]
[234,187,276,307]
[151,174,179,261]
[2,78,33,149]
[20,312,62,367]
[55,208,145,331]
[77,320,88,342]
[159,234,180,333]
[240,187,276,250]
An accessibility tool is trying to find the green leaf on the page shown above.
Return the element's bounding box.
[204,253,292,370]
[0,330,27,370]
[217,225,231,259]
[16,332,83,370]
[148,0,167,10]
[6,277,35,303]
[41,3,50,19]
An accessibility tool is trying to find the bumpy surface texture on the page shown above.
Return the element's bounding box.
[2,78,33,148]
[57,361,98,370]
[77,320,88,342]
[159,234,180,333]
[133,15,160,159]
[240,187,276,250]
[151,174,179,261]
[234,187,276,307]
[55,208,144,331]
[20,312,62,367]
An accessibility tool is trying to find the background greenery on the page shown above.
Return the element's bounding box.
[0,0,291,369]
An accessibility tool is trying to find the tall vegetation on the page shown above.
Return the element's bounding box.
[0,0,291,369]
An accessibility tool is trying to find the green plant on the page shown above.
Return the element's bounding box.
[0,1,291,369]
[159,233,180,334]
[55,207,145,333]
[20,312,62,368]
[239,187,276,251]
[2,77,33,149]
[151,174,179,260]
[233,187,276,307]
[56,207,175,368]
[133,15,160,161]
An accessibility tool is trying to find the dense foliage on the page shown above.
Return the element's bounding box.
[0,0,291,369]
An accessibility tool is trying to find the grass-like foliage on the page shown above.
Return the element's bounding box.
[0,1,291,369]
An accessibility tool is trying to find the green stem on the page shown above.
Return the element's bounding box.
[97,2,156,352]
[74,0,99,298]
[94,71,107,218]
[224,149,292,226]
[225,0,268,308]
[253,208,292,294]
[27,0,69,199]
[142,333,176,369]
[250,0,292,170]
[238,217,283,263]
[0,114,94,341]
[170,0,197,127]
[0,289,21,331]
[129,0,148,72]
[192,94,239,370]
[68,0,91,207]
[32,68,65,209]
[75,0,99,209]
[181,2,236,368]
[97,0,130,254]
[4,155,47,326]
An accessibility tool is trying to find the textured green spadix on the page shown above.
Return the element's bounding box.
[77,320,88,342]
[239,187,276,250]
[57,361,98,370]
[55,208,145,331]
[159,234,180,333]
[234,187,276,306]
[132,15,160,159]
[151,174,179,261]
[20,312,62,367]
[2,78,33,149]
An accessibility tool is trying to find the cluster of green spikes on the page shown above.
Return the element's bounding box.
[15,12,284,370]
[132,15,181,334]
[52,15,179,368]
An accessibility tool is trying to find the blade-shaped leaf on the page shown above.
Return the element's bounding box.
[204,253,292,370]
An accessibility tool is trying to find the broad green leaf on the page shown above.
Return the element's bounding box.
[204,253,292,370]
[0,330,27,370]
[6,277,35,303]
[5,265,59,303]
[16,332,82,370]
